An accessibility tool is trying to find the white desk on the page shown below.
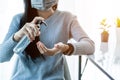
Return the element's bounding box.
[84,28,120,80]
[87,41,120,80]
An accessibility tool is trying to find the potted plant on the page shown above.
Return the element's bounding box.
[99,18,111,42]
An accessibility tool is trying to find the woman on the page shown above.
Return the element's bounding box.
[0,0,95,80]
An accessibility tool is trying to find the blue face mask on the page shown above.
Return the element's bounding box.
[31,0,58,11]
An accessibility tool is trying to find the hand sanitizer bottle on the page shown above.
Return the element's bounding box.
[13,21,47,53]
[13,36,30,53]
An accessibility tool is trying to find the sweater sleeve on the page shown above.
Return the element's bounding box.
[69,16,95,55]
[0,14,22,63]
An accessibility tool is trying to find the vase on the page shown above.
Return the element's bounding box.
[114,28,120,64]
[101,30,109,42]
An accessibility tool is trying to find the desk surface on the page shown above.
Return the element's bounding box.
[88,41,120,80]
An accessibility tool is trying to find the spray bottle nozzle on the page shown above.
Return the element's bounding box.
[37,20,47,29]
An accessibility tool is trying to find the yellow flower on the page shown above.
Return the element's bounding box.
[116,17,120,28]
[100,18,111,31]
[100,18,107,26]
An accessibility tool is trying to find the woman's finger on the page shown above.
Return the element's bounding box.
[54,42,67,52]
[25,26,35,40]
[31,17,44,24]
[28,23,40,36]
[32,25,40,36]
[23,28,33,41]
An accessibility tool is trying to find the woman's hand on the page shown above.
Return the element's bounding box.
[13,17,44,42]
[36,41,69,56]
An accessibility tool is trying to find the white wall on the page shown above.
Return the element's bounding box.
[0,0,23,80]
[0,0,23,43]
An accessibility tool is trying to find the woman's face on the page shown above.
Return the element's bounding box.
[31,0,58,11]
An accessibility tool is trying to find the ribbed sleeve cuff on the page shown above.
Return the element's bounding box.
[0,35,18,62]
[70,41,94,55]
[3,34,18,54]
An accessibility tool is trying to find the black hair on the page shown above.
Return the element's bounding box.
[19,0,58,59]
[19,0,44,59]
